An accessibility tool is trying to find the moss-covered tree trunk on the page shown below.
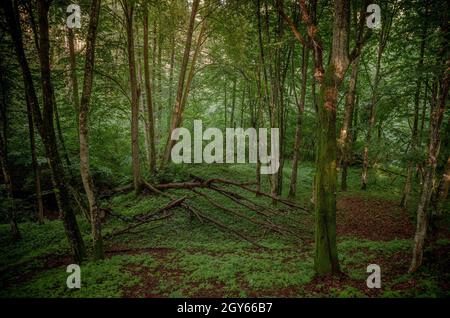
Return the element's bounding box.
[304,0,350,275]
[314,67,341,274]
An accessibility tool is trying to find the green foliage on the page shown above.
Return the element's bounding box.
[1,165,448,297]
[0,254,156,298]
[152,163,191,184]
[0,0,448,298]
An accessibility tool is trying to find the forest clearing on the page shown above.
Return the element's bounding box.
[0,0,449,299]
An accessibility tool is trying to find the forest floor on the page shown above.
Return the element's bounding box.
[1,163,449,298]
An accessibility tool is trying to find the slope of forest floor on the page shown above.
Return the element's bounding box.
[0,163,449,298]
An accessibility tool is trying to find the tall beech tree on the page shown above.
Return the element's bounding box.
[289,42,309,198]
[281,0,355,275]
[400,4,429,207]
[123,0,142,192]
[309,0,350,275]
[161,0,200,167]
[143,1,156,175]
[67,28,80,117]
[79,0,104,260]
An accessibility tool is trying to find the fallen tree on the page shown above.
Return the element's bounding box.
[103,177,309,248]
[104,197,186,239]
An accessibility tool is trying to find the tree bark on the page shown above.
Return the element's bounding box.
[339,56,360,191]
[79,0,104,260]
[400,7,428,207]
[161,0,200,167]
[294,0,350,275]
[230,78,237,128]
[178,21,206,127]
[289,42,309,198]
[54,101,74,180]
[124,0,142,192]
[167,33,175,136]
[152,19,157,130]
[26,96,44,223]
[0,114,21,240]
[157,30,163,140]
[436,156,450,207]
[67,28,80,115]
[143,2,156,175]
[36,0,86,262]
[361,8,392,190]
[1,0,87,262]
[409,70,449,273]
[223,78,227,128]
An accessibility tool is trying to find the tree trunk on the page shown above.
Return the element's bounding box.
[124,0,142,192]
[5,0,86,254]
[361,48,381,190]
[67,28,80,115]
[289,43,309,198]
[275,35,290,198]
[79,0,104,260]
[1,0,88,262]
[143,2,156,175]
[157,31,163,140]
[152,19,157,131]
[161,0,200,167]
[36,0,86,262]
[230,78,237,128]
[223,78,227,128]
[255,0,270,196]
[26,96,44,224]
[239,85,246,127]
[400,9,428,207]
[339,56,360,191]
[436,156,450,209]
[54,101,74,181]
[167,33,175,134]
[409,72,449,273]
[295,0,350,275]
[0,115,21,240]
[178,21,207,126]
[337,0,366,191]
[361,9,392,190]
